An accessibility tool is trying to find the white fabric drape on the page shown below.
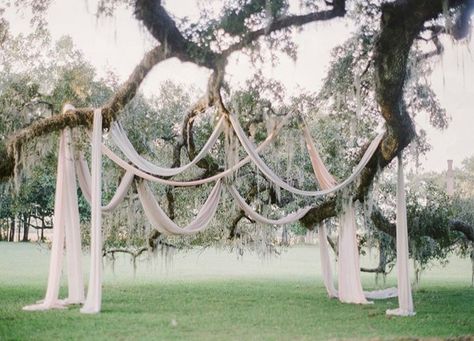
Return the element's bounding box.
[23,131,68,311]
[337,200,371,304]
[75,153,134,213]
[318,222,338,298]
[137,180,222,235]
[302,123,339,298]
[101,117,286,187]
[25,106,399,314]
[386,154,415,316]
[227,185,312,225]
[365,287,398,300]
[80,108,103,314]
[110,117,225,177]
[63,128,85,304]
[303,124,398,302]
[23,105,85,311]
[302,124,337,189]
[229,114,384,197]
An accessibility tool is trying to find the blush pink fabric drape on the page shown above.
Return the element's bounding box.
[137,180,222,235]
[23,106,85,311]
[80,108,104,314]
[110,117,225,177]
[26,109,407,314]
[303,123,396,304]
[386,154,415,316]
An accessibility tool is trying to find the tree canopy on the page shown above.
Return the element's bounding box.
[0,0,473,268]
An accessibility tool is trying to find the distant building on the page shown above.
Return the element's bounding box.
[446,160,454,196]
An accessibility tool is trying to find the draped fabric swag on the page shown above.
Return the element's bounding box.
[23,107,413,316]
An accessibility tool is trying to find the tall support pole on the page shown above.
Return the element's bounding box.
[387,153,415,316]
[81,109,103,314]
[23,131,67,311]
[63,122,85,304]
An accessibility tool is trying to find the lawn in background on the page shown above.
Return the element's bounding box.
[0,242,473,340]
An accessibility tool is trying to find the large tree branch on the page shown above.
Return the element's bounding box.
[134,0,218,68]
[223,1,346,57]
[451,220,474,242]
[371,206,474,243]
[0,45,170,181]
[300,0,471,228]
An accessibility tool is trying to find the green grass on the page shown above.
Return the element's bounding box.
[0,242,473,340]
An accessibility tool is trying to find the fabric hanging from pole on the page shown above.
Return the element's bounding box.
[229,113,384,197]
[23,130,68,311]
[24,103,86,311]
[227,185,312,225]
[337,199,371,304]
[318,222,338,298]
[302,123,339,298]
[303,123,397,301]
[386,153,415,316]
[75,153,92,199]
[137,180,222,235]
[75,153,134,213]
[80,108,103,314]
[63,127,85,304]
[110,117,225,177]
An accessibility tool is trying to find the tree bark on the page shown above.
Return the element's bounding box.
[301,0,471,228]
[8,218,14,242]
[22,214,30,242]
[0,45,170,182]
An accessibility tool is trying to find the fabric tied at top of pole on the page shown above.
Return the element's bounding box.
[110,116,225,177]
[80,108,103,314]
[137,180,222,235]
[386,153,415,316]
[228,113,384,197]
[227,185,312,225]
[23,104,85,311]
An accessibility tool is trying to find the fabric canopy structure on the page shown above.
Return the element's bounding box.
[23,106,414,316]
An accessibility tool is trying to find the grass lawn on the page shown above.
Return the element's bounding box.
[0,242,473,340]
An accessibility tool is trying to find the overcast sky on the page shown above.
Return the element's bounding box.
[7,0,474,173]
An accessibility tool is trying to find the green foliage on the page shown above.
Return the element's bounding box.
[0,32,114,240]
[406,181,455,268]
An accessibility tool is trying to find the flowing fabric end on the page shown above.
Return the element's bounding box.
[387,153,415,316]
[337,200,371,305]
[22,302,68,311]
[63,298,85,305]
[364,287,398,300]
[386,308,416,317]
[318,223,338,298]
[81,108,103,314]
[80,305,101,314]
